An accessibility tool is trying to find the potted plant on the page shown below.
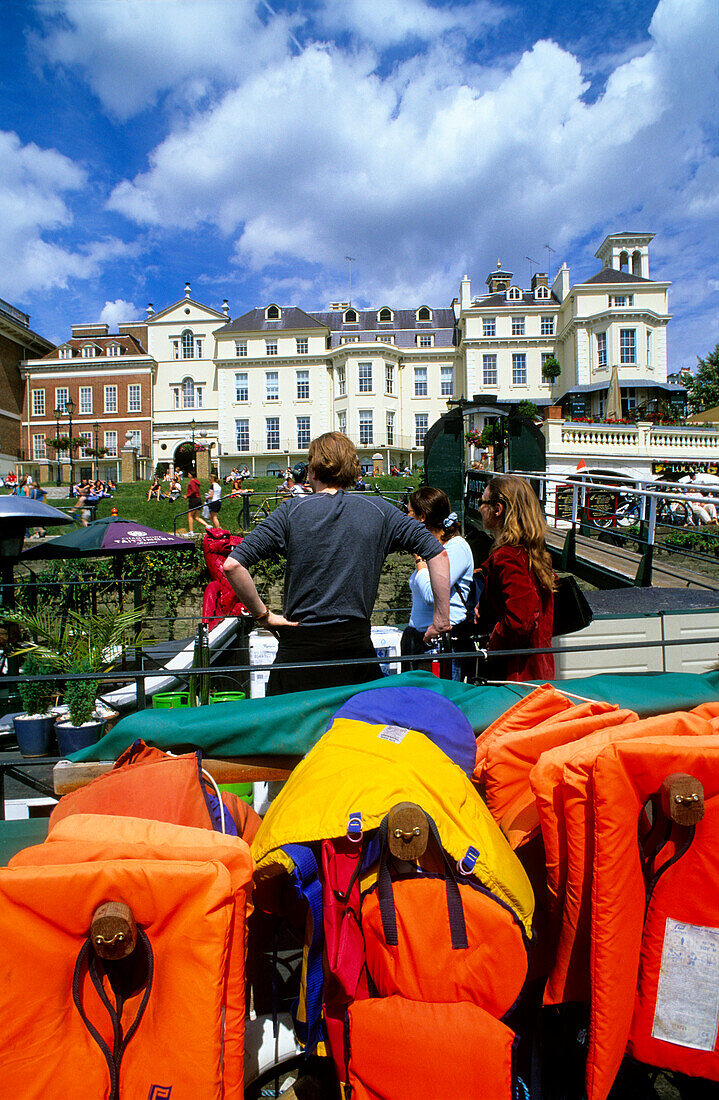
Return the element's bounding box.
[14,652,57,757]
[5,606,146,754]
[55,658,106,755]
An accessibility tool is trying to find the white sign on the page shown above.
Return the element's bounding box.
[652,917,719,1051]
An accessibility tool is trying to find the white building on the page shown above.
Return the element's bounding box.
[454,231,678,427]
[214,302,458,475]
[117,283,229,474]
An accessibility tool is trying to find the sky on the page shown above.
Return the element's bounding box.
[1,0,717,370]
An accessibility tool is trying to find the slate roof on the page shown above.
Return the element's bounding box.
[42,334,147,359]
[470,290,560,308]
[582,267,654,285]
[216,307,327,334]
[217,305,456,349]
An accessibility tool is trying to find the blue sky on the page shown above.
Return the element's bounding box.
[1,0,717,369]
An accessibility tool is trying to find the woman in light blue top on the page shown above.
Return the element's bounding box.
[402,486,475,679]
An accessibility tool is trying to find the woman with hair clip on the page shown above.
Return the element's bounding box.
[402,486,475,679]
[476,474,555,682]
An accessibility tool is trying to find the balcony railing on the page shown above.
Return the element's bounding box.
[545,418,719,461]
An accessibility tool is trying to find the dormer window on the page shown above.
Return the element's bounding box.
[416,306,432,321]
[82,344,97,358]
[507,287,522,301]
[265,304,281,321]
[343,308,358,324]
[59,346,73,359]
[378,307,393,323]
[535,285,549,299]
[107,343,121,357]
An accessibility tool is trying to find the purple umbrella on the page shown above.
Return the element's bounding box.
[22,517,194,560]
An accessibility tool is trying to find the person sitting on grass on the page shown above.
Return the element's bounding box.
[147,477,164,502]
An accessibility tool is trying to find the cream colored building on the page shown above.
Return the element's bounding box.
[118,283,229,473]
[213,302,459,475]
[454,231,677,427]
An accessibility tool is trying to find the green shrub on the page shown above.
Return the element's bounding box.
[19,652,55,716]
[64,659,97,726]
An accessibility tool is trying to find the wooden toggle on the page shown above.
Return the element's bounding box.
[91,901,137,960]
[660,773,705,827]
[387,802,429,860]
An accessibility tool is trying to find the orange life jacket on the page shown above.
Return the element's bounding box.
[481,699,637,849]
[532,710,713,1007]
[50,739,261,844]
[587,734,719,1100]
[3,814,254,1099]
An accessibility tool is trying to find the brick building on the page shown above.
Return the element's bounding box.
[0,297,54,471]
[22,323,155,483]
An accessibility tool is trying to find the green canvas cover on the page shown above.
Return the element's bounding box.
[70,669,719,762]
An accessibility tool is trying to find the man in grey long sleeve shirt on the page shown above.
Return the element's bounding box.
[223,432,450,695]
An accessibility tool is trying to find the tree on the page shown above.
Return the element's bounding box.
[541,355,561,382]
[682,344,719,412]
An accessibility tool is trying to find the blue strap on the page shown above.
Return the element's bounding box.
[283,843,325,1054]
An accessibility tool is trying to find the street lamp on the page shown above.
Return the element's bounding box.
[54,405,62,486]
[65,397,76,489]
[93,421,99,482]
[191,418,196,472]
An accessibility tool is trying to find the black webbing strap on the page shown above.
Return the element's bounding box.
[72,928,154,1100]
[376,812,468,950]
[638,796,697,918]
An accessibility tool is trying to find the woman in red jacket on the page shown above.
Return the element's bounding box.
[476,474,555,682]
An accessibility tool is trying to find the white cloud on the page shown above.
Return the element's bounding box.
[0,130,132,299]
[100,299,138,330]
[32,0,297,120]
[104,0,718,359]
[315,0,507,47]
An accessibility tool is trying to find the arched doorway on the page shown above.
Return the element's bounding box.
[174,441,196,476]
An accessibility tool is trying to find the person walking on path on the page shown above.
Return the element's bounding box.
[223,432,451,695]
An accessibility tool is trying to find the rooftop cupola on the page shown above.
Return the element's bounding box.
[486,260,513,294]
[595,232,654,278]
[184,282,191,299]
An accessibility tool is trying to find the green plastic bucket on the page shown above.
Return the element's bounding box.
[219,782,254,805]
[152,692,191,709]
[209,691,246,705]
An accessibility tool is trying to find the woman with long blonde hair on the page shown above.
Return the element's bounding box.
[476,474,555,681]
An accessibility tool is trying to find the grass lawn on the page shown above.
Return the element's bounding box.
[15,475,419,535]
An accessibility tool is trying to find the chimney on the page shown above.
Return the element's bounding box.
[71,323,109,338]
[552,262,570,302]
[459,275,471,310]
[222,299,229,316]
[146,303,155,318]
[184,282,191,299]
[531,272,548,291]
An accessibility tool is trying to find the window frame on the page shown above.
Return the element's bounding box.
[181,330,194,359]
[385,362,394,395]
[540,315,554,336]
[265,339,278,356]
[235,418,250,452]
[597,331,607,368]
[296,369,310,400]
[104,385,118,413]
[296,415,311,448]
[79,386,93,415]
[359,409,373,446]
[235,340,248,357]
[482,317,496,337]
[337,364,346,397]
[266,416,280,450]
[482,354,497,386]
[32,389,45,417]
[296,337,308,355]
[511,316,525,336]
[55,387,69,413]
[512,352,527,385]
[620,328,636,365]
[235,372,248,403]
[127,384,141,414]
[386,410,395,446]
[265,370,279,401]
[358,361,373,394]
[104,430,118,457]
[440,366,453,397]
[415,413,429,448]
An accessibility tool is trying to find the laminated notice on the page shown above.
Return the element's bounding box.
[378,724,410,745]
[652,917,719,1051]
